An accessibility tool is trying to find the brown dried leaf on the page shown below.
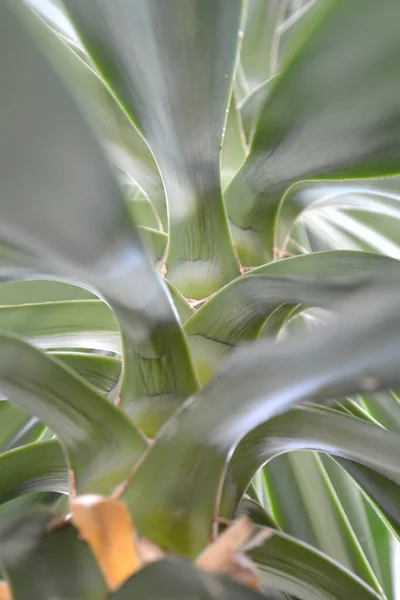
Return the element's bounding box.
[71,494,140,591]
[0,582,12,600]
[137,537,165,566]
[195,517,263,590]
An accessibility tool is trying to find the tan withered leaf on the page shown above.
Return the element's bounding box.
[0,582,12,600]
[137,536,165,566]
[71,494,141,591]
[195,517,270,591]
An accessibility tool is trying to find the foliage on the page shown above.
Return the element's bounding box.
[1,0,400,597]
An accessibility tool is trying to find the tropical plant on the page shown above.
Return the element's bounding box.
[1,0,400,597]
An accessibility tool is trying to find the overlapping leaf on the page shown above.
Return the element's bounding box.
[225,0,400,264]
[63,0,241,298]
[0,2,198,436]
[122,286,400,556]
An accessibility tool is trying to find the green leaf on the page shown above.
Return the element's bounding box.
[240,0,286,92]
[235,496,279,529]
[185,251,400,383]
[0,279,96,304]
[0,335,147,495]
[166,282,194,324]
[320,455,385,589]
[0,300,119,353]
[0,510,107,600]
[239,79,272,145]
[0,402,44,452]
[221,92,247,189]
[52,352,121,396]
[26,3,168,228]
[137,226,168,268]
[63,0,241,298]
[0,493,61,525]
[273,177,400,258]
[112,557,267,600]
[122,287,400,555]
[250,529,382,600]
[0,2,198,436]
[0,441,68,504]
[337,459,400,539]
[259,453,382,590]
[225,0,400,264]
[222,405,400,516]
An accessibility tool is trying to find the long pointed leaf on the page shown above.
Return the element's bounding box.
[250,529,381,600]
[122,287,400,555]
[186,251,400,383]
[0,335,147,495]
[225,0,400,264]
[0,3,198,435]
[63,0,241,297]
[0,441,68,504]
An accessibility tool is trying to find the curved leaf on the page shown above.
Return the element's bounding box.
[112,557,268,600]
[0,510,107,600]
[0,441,68,504]
[0,279,96,304]
[337,459,400,539]
[0,403,44,452]
[225,0,400,264]
[53,352,121,396]
[63,0,241,298]
[250,529,381,600]
[0,300,120,353]
[26,3,168,227]
[275,177,400,257]
[240,0,285,92]
[0,2,198,436]
[0,335,147,495]
[122,286,400,555]
[222,405,400,516]
[185,251,400,383]
[257,452,382,590]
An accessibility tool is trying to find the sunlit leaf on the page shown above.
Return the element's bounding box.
[0,2,198,436]
[225,0,400,264]
[63,0,241,297]
[0,335,147,495]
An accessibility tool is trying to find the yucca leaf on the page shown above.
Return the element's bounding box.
[0,300,119,354]
[112,558,268,600]
[186,251,400,383]
[337,459,400,539]
[165,282,194,325]
[361,391,400,433]
[234,452,381,590]
[239,80,273,145]
[0,509,108,600]
[0,335,147,495]
[0,2,198,435]
[320,455,384,588]
[221,92,247,190]
[274,177,400,257]
[225,0,400,264]
[240,0,286,92]
[0,441,68,504]
[0,279,96,304]
[122,287,400,555]
[250,529,382,600]
[63,0,241,298]
[222,405,400,517]
[25,3,168,228]
[0,403,44,453]
[52,352,121,397]
[138,226,168,269]
[235,496,279,530]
